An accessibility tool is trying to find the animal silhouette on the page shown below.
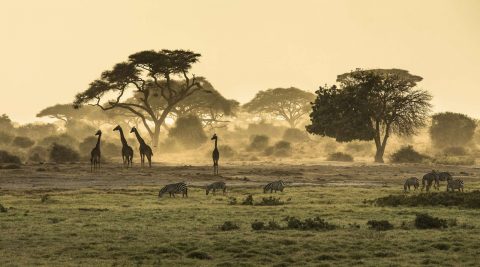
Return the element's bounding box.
[113,125,133,167]
[211,133,219,175]
[130,127,153,167]
[90,130,102,172]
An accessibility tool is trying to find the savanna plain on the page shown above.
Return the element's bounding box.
[1,161,479,267]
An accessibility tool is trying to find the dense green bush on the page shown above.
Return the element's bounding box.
[414,213,448,229]
[367,220,394,231]
[375,191,480,209]
[390,145,429,163]
[251,220,282,231]
[0,150,21,164]
[248,135,269,151]
[327,152,353,162]
[50,143,80,163]
[282,128,309,143]
[284,216,336,230]
[12,136,35,148]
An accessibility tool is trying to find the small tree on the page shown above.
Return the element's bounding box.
[50,143,80,163]
[244,87,315,128]
[430,112,476,149]
[168,115,207,149]
[307,69,432,163]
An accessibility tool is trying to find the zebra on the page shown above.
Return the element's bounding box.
[158,182,188,198]
[206,181,227,195]
[446,179,464,192]
[403,177,419,192]
[421,170,440,192]
[437,172,453,182]
[263,180,285,193]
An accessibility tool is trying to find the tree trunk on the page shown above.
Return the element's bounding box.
[374,145,385,163]
[151,123,161,148]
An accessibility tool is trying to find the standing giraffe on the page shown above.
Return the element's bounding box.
[211,134,220,175]
[90,130,102,172]
[113,125,134,168]
[130,127,153,167]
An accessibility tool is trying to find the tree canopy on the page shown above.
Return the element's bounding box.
[430,112,476,148]
[307,68,432,163]
[73,49,205,147]
[243,87,315,128]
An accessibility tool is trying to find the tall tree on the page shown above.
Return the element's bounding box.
[430,112,476,148]
[243,87,315,128]
[73,49,204,147]
[307,69,432,163]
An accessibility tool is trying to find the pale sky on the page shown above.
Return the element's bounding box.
[1,0,479,123]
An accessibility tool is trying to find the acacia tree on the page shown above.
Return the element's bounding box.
[243,87,315,128]
[430,112,476,148]
[73,49,204,147]
[307,69,432,163]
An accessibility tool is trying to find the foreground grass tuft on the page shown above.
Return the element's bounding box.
[375,191,480,208]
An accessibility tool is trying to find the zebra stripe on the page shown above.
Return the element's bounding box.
[404,177,419,192]
[446,179,464,192]
[158,182,188,198]
[206,181,227,195]
[263,180,285,193]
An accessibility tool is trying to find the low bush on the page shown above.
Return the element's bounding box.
[443,146,468,156]
[256,196,284,206]
[50,143,80,163]
[219,221,239,231]
[248,135,269,151]
[284,216,336,231]
[375,191,480,209]
[251,220,282,231]
[0,131,13,145]
[0,203,7,212]
[265,141,292,157]
[241,195,254,205]
[414,213,448,229]
[251,221,265,230]
[282,128,309,143]
[219,145,236,158]
[390,145,429,163]
[187,251,212,260]
[367,220,394,231]
[327,152,353,162]
[12,136,35,148]
[228,197,237,205]
[0,150,21,164]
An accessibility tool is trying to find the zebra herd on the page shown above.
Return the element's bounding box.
[158,180,285,198]
[403,170,464,193]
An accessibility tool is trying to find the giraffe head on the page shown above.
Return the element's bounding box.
[113,125,121,131]
[95,130,102,136]
[211,133,217,140]
[130,127,137,133]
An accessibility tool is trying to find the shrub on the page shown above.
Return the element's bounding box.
[0,203,7,212]
[390,145,429,163]
[29,146,48,162]
[103,142,122,158]
[50,143,80,163]
[40,134,78,148]
[12,136,35,148]
[219,145,236,158]
[219,221,240,231]
[414,213,448,229]
[443,146,468,156]
[251,221,265,230]
[327,152,353,162]
[168,115,207,149]
[186,251,212,260]
[228,197,237,205]
[247,121,286,138]
[0,131,14,145]
[248,135,269,151]
[282,128,309,143]
[375,191,480,209]
[432,243,450,250]
[241,195,254,205]
[0,150,21,164]
[273,141,292,157]
[251,220,282,231]
[284,216,336,230]
[256,196,284,206]
[367,220,394,231]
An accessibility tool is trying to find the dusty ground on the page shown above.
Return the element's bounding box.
[1,161,480,266]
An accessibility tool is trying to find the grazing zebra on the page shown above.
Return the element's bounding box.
[404,177,419,192]
[421,170,440,192]
[263,180,285,193]
[446,179,464,192]
[206,181,227,195]
[158,182,188,198]
[438,172,453,182]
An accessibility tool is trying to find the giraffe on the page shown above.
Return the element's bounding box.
[130,127,153,167]
[90,130,102,172]
[211,133,219,175]
[113,125,134,168]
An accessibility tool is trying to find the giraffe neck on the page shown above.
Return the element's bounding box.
[118,128,128,146]
[134,130,146,145]
[96,134,101,148]
[214,138,217,149]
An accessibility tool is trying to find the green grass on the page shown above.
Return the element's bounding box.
[1,185,480,266]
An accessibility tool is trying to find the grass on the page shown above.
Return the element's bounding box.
[1,174,480,266]
[375,191,480,208]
